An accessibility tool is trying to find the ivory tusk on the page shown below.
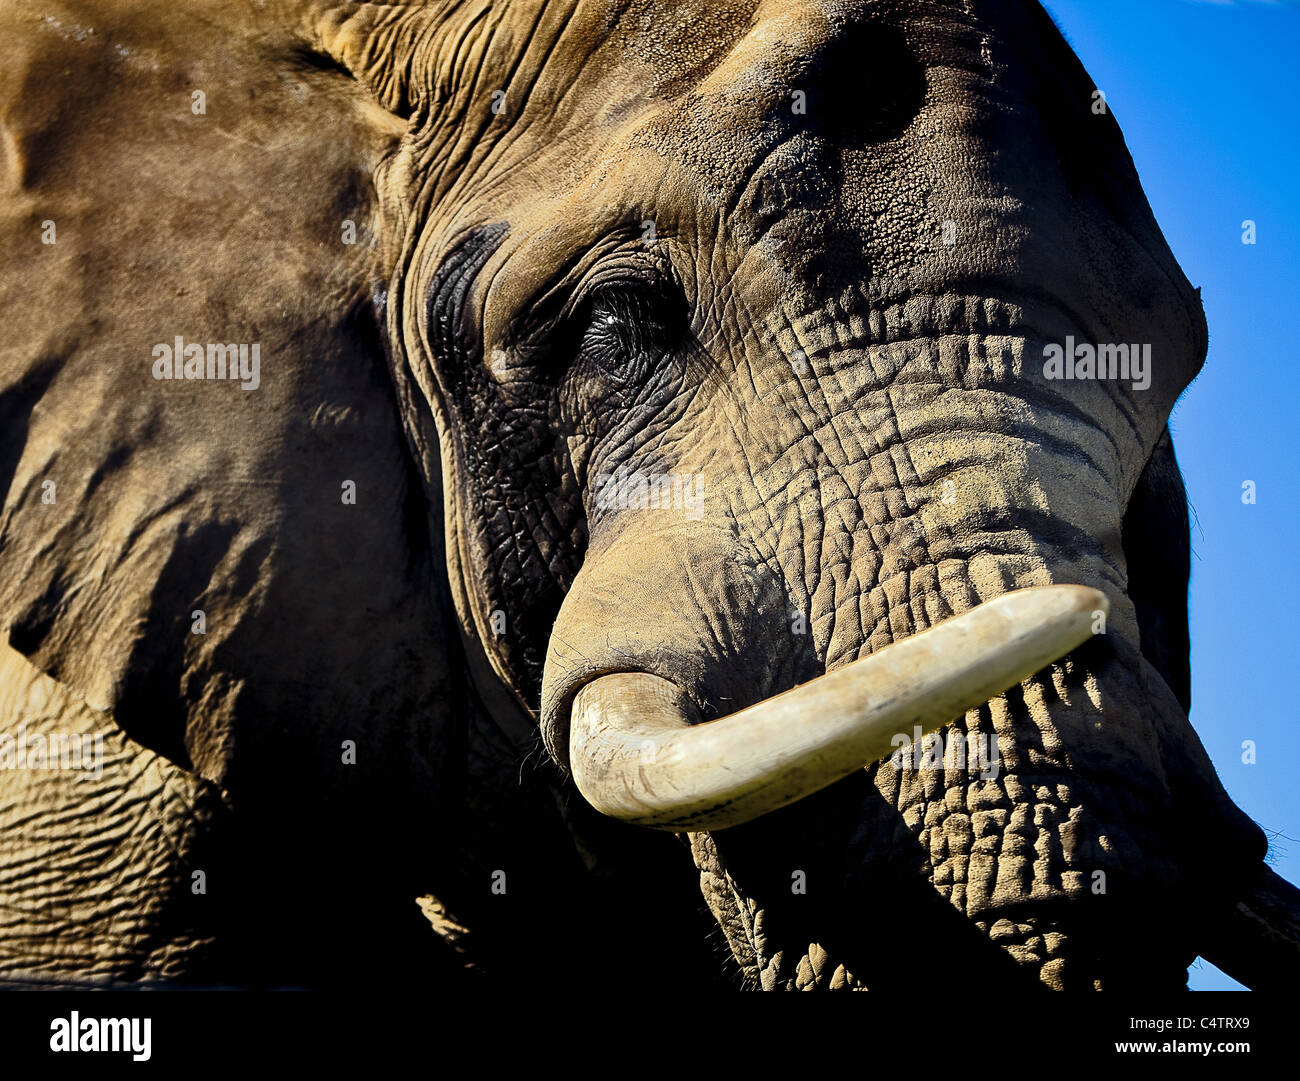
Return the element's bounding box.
[568,584,1108,830]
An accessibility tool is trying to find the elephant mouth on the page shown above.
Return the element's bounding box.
[551,584,1105,831]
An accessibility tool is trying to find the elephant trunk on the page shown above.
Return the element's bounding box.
[538,357,1268,986]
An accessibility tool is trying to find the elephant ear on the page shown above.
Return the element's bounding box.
[0,5,453,798]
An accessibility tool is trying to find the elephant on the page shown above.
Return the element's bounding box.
[1,0,1296,991]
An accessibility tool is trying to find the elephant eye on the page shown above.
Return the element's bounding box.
[578,281,687,382]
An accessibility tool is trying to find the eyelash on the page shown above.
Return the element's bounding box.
[579,284,685,379]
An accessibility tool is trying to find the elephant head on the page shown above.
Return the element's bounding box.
[2,0,1296,988]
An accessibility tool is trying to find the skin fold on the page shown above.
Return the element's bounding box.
[0,0,1292,989]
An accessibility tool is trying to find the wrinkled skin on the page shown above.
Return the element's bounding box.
[0,0,1291,989]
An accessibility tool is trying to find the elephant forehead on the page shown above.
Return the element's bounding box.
[387,2,985,326]
[315,0,763,111]
[359,0,903,220]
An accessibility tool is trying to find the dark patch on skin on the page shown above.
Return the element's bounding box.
[0,356,60,506]
[793,20,926,147]
[289,42,357,82]
[426,224,587,705]
[427,224,510,376]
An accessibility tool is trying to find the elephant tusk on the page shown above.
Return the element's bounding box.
[568,584,1108,830]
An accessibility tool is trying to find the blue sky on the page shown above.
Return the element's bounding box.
[1040,0,1299,989]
